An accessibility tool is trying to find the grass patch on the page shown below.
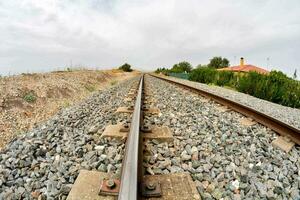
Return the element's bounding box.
[223,86,237,91]
[110,80,118,86]
[23,91,37,103]
[62,100,71,108]
[84,84,96,92]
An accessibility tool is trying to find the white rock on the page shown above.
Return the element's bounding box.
[191,146,198,154]
[232,179,240,190]
[95,145,105,151]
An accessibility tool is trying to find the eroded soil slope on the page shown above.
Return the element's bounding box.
[0,69,139,150]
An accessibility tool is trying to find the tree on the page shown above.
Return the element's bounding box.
[196,64,208,69]
[196,64,202,69]
[208,57,230,69]
[293,69,297,79]
[178,61,192,72]
[119,63,132,72]
[170,61,192,73]
[155,67,168,74]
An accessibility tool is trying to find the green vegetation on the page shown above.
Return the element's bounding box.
[23,91,37,103]
[188,68,300,108]
[62,100,71,108]
[294,69,297,79]
[110,80,118,86]
[84,84,96,92]
[67,67,72,72]
[155,61,192,75]
[155,57,230,75]
[189,67,216,84]
[236,71,300,108]
[215,70,236,86]
[155,67,168,74]
[154,57,300,108]
[119,63,133,72]
[207,57,230,69]
[170,61,192,73]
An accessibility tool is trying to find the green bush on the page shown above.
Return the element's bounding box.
[215,71,235,86]
[155,67,168,74]
[23,92,37,103]
[119,63,133,72]
[189,67,217,84]
[188,68,300,108]
[170,61,193,73]
[236,71,300,108]
[282,79,300,108]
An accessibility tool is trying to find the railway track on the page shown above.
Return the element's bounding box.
[67,75,201,199]
[150,73,300,146]
[0,74,299,199]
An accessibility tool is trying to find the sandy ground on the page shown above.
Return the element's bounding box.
[0,69,139,150]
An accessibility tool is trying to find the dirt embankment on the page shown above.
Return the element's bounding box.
[0,69,139,150]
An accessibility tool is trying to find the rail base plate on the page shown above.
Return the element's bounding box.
[141,173,200,200]
[116,106,134,113]
[239,117,256,126]
[124,97,133,102]
[272,136,295,153]
[127,91,137,97]
[143,126,173,142]
[144,107,161,115]
[101,125,172,142]
[67,170,115,200]
[144,96,157,103]
[216,105,230,112]
[101,124,127,139]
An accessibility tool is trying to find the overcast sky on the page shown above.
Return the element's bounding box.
[0,0,300,76]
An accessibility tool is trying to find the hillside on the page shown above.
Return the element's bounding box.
[0,69,139,150]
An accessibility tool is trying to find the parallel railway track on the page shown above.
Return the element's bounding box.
[150,73,300,145]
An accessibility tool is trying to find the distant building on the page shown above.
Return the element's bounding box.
[218,57,269,74]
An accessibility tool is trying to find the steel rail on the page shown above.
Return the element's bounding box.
[150,74,300,145]
[118,75,143,200]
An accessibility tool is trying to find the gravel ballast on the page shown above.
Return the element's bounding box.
[154,74,300,130]
[143,75,300,199]
[0,77,139,200]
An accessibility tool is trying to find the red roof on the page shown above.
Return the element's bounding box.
[218,65,269,74]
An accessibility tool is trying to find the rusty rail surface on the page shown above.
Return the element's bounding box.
[118,75,143,200]
[150,74,300,145]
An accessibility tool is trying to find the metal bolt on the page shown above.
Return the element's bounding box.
[141,125,152,133]
[146,182,156,190]
[142,106,149,111]
[106,179,115,189]
[120,124,130,132]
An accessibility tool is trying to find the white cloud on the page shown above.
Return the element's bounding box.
[0,0,299,76]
